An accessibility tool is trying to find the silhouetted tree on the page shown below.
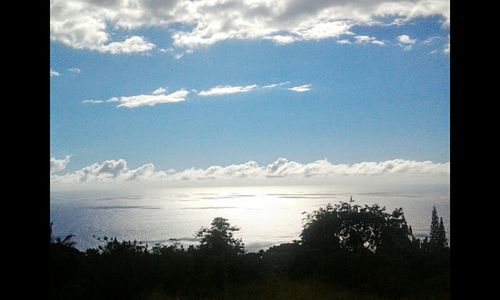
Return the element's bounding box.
[428,206,448,250]
[300,201,414,254]
[430,206,439,242]
[49,202,450,299]
[196,217,244,256]
[437,217,448,247]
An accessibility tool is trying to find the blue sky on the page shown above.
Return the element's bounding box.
[50,0,449,181]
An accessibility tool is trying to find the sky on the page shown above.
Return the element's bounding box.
[50,0,450,187]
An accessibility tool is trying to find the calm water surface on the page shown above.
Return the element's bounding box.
[50,184,449,252]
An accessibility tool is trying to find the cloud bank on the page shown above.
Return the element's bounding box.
[51,157,450,186]
[50,156,71,174]
[50,0,449,52]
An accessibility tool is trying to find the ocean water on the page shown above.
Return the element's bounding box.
[50,184,450,252]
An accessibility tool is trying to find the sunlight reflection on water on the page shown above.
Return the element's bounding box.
[50,184,449,252]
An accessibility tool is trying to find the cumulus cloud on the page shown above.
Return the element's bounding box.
[99,36,155,54]
[50,69,60,77]
[50,0,449,52]
[397,34,416,50]
[288,84,312,93]
[50,0,155,54]
[50,156,71,174]
[50,157,450,185]
[68,67,81,74]
[152,87,166,95]
[397,35,416,44]
[354,35,384,46]
[198,84,257,97]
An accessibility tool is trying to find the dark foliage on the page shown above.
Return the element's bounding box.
[50,199,449,299]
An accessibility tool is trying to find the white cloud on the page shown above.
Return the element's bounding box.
[116,89,189,108]
[82,99,104,104]
[337,39,351,44]
[68,67,81,74]
[198,84,257,97]
[262,82,289,89]
[288,84,312,93]
[84,81,294,108]
[443,35,450,54]
[152,87,166,95]
[353,35,385,46]
[266,35,297,45]
[371,40,385,46]
[98,36,155,54]
[354,35,371,43]
[50,157,450,185]
[50,0,155,54]
[396,34,416,50]
[84,90,189,108]
[106,97,120,103]
[443,44,449,54]
[397,35,416,44]
[50,69,60,77]
[50,156,71,174]
[50,0,449,52]
[423,36,440,45]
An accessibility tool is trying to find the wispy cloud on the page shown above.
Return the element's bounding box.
[422,36,441,45]
[68,67,81,74]
[106,97,120,103]
[337,39,352,44]
[82,81,305,108]
[443,35,450,54]
[83,88,189,108]
[82,99,104,104]
[262,82,290,89]
[117,89,189,108]
[198,85,258,97]
[50,157,450,185]
[288,84,312,93]
[50,69,60,77]
[50,0,449,52]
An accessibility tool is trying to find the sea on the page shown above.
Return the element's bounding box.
[50,184,450,253]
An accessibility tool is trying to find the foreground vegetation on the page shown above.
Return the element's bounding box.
[51,200,449,299]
